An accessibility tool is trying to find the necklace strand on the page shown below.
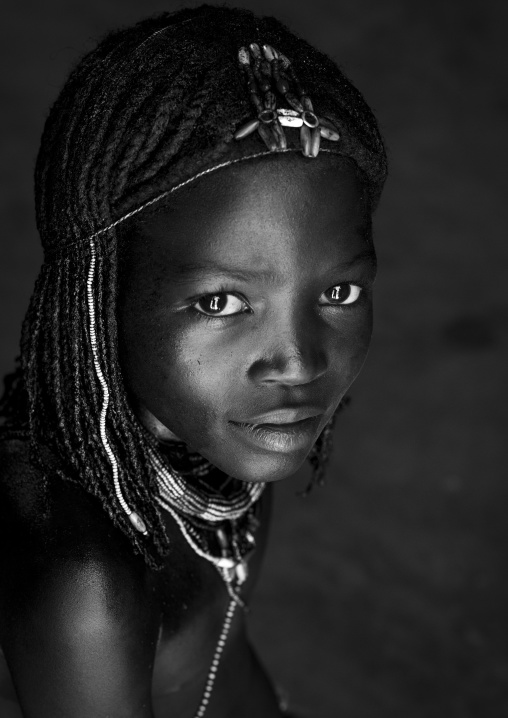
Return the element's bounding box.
[151,437,262,712]
[155,497,249,609]
[194,599,237,718]
[155,468,260,715]
[150,446,265,522]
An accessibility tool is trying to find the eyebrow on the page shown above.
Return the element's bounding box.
[170,247,377,284]
[336,247,377,271]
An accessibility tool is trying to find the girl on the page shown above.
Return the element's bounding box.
[0,5,386,717]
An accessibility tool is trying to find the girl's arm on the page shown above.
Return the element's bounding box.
[0,446,161,718]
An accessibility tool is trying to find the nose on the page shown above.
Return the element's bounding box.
[248,312,328,386]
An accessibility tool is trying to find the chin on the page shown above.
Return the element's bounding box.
[213,449,310,484]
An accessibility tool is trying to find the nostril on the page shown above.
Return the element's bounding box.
[248,347,327,386]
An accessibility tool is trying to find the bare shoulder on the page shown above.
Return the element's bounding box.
[0,435,161,717]
[1,436,130,554]
[0,434,158,614]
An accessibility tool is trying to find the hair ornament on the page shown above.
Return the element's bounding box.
[234,43,340,157]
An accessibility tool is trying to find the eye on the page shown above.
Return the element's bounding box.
[321,283,363,306]
[192,292,249,317]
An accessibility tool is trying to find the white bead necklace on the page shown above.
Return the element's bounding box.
[150,444,265,522]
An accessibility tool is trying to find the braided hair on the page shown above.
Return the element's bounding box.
[0,5,387,568]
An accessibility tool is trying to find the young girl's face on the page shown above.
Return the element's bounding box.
[118,154,376,483]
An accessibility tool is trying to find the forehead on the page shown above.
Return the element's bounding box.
[121,153,372,274]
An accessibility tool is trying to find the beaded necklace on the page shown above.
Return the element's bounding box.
[149,444,265,523]
[152,442,264,716]
[152,442,263,604]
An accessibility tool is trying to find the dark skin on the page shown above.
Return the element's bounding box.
[119,153,376,483]
[0,153,376,717]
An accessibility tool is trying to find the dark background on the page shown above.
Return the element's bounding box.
[1,1,507,716]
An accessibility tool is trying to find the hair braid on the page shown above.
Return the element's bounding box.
[130,78,211,188]
[110,80,179,202]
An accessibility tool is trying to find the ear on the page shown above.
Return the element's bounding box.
[136,402,183,443]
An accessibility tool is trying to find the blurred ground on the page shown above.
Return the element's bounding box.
[1,1,507,716]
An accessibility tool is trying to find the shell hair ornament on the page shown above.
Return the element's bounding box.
[234,43,340,157]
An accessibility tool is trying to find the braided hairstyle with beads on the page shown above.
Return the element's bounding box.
[0,4,387,568]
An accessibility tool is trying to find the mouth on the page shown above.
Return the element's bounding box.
[228,415,323,453]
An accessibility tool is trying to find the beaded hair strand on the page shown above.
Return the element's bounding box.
[0,5,387,568]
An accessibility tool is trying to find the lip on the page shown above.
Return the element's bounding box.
[228,415,323,453]
[233,407,324,425]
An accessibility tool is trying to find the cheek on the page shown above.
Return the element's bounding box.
[119,313,234,445]
[333,306,373,386]
[158,346,225,429]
